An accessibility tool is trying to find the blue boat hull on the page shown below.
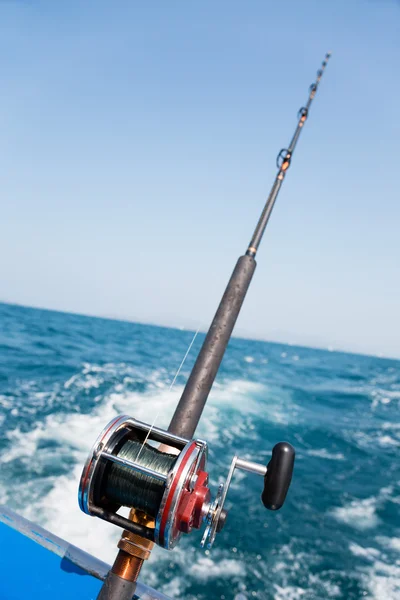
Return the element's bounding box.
[0,506,169,600]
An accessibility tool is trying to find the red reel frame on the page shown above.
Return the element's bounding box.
[79,415,209,550]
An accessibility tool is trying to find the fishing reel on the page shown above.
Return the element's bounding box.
[79,415,295,551]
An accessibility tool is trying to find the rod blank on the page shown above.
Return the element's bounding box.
[168,53,331,439]
[168,254,256,438]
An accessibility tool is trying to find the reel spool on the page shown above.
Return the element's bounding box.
[79,415,209,550]
[79,414,295,551]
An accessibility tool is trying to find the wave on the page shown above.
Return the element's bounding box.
[331,486,394,531]
[306,448,345,461]
[349,540,400,599]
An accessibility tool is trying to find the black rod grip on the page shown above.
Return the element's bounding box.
[262,442,295,510]
[168,255,256,439]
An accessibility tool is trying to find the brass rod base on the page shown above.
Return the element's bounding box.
[111,509,155,582]
[111,550,144,582]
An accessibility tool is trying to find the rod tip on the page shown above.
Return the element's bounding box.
[325,51,332,58]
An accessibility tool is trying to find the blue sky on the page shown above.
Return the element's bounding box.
[1,1,399,358]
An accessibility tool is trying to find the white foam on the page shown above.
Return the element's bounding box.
[377,435,400,447]
[353,430,400,452]
[159,577,184,598]
[349,543,381,560]
[24,464,121,564]
[308,575,340,597]
[261,541,343,598]
[382,422,400,431]
[273,586,306,600]
[331,485,395,531]
[0,394,13,409]
[2,382,186,466]
[350,529,400,597]
[349,537,400,600]
[244,356,254,363]
[361,558,400,599]
[331,497,380,530]
[307,448,345,461]
[376,536,400,552]
[371,388,400,409]
[140,545,247,597]
[189,557,245,581]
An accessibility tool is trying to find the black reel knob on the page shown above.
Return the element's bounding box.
[262,442,295,510]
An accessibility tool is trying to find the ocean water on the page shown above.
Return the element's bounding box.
[0,302,399,600]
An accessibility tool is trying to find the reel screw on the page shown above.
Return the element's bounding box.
[216,509,228,533]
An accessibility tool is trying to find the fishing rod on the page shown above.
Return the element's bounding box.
[78,52,331,600]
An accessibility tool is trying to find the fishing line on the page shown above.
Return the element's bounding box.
[135,327,200,461]
[104,328,201,516]
[105,440,177,517]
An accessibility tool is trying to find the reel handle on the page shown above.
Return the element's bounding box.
[202,443,295,549]
[262,442,295,510]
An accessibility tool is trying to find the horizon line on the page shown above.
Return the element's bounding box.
[1,299,399,363]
